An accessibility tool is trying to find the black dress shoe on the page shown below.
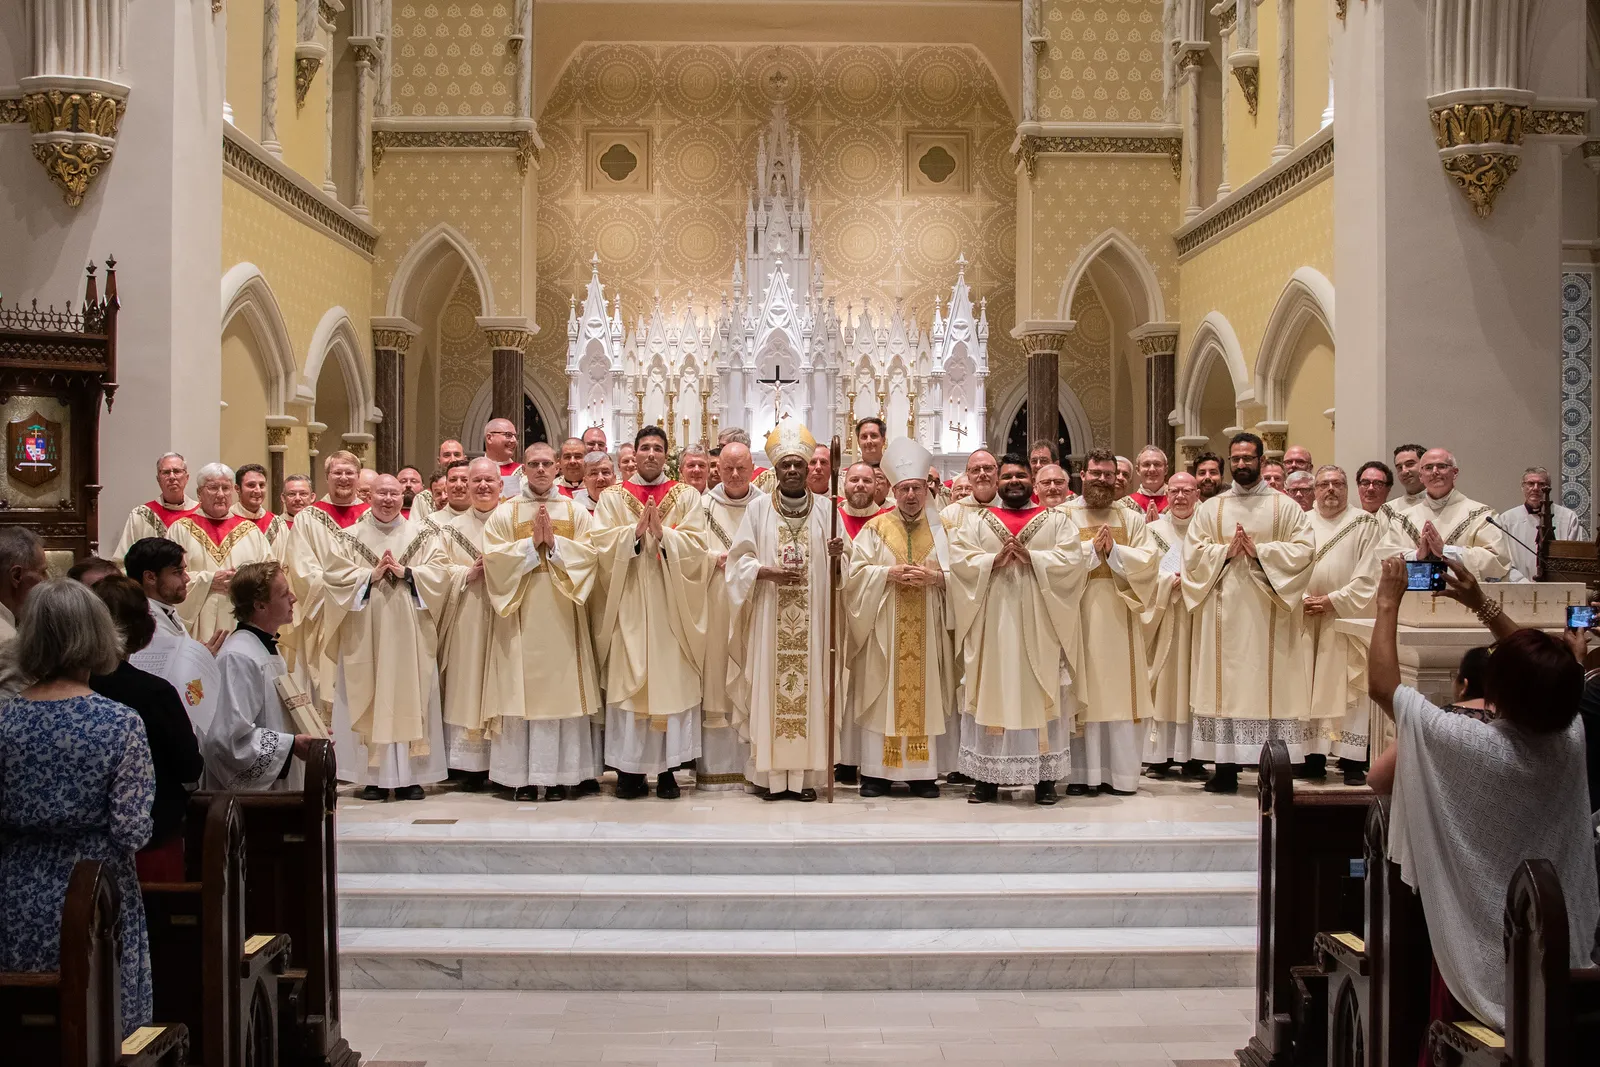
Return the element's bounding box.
[858,776,890,798]
[395,785,426,801]
[1343,769,1368,787]
[1065,783,1093,797]
[1144,760,1175,779]
[614,772,648,799]
[1034,782,1059,806]
[945,770,971,785]
[457,771,488,793]
[513,785,538,802]
[833,764,860,785]
[1181,760,1211,780]
[908,780,940,799]
[358,785,389,802]
[1295,753,1328,780]
[967,781,998,804]
[544,784,568,802]
[1203,773,1239,794]
[656,771,681,799]
[1100,786,1137,797]
[762,789,792,802]
[797,788,817,803]
[576,778,601,796]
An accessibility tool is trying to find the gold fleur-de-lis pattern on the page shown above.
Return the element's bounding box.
[391,2,516,118]
[1037,0,1165,123]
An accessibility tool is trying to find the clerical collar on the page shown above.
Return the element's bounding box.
[240,623,279,654]
[1230,478,1273,497]
[841,500,880,517]
[160,496,191,509]
[521,484,563,501]
[1424,488,1462,512]
[369,512,405,530]
[632,472,668,486]
[710,484,752,505]
[777,491,811,518]
[996,499,1037,511]
[234,503,266,519]
[1167,513,1193,529]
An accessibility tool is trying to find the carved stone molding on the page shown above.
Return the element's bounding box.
[1430,99,1530,218]
[294,55,322,112]
[21,84,129,207]
[1583,139,1600,173]
[223,125,379,257]
[1174,128,1333,258]
[0,97,25,124]
[371,127,541,176]
[1176,48,1206,75]
[1335,0,1348,19]
[1527,109,1588,137]
[1016,134,1182,178]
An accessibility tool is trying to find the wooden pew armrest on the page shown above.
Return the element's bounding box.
[241,933,292,980]
[120,1022,190,1066]
[1313,931,1370,976]
[1427,1017,1506,1067]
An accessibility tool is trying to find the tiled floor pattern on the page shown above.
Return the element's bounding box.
[346,987,1250,1066]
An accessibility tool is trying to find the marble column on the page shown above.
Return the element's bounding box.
[1018,327,1073,453]
[479,319,534,423]
[372,318,418,472]
[350,37,377,218]
[1273,0,1294,160]
[305,421,327,493]
[265,417,297,511]
[1215,4,1235,199]
[1178,48,1205,219]
[1133,324,1180,460]
[261,0,282,157]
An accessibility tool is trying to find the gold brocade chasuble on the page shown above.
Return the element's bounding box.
[1182,480,1315,724]
[1063,500,1160,724]
[167,513,276,642]
[480,489,601,728]
[589,479,710,724]
[946,505,1086,732]
[280,499,370,703]
[1396,489,1513,580]
[843,508,955,767]
[1302,507,1384,729]
[324,515,456,761]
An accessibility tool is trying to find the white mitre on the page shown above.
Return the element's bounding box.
[883,435,934,487]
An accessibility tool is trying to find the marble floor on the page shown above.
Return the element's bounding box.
[346,987,1251,1066]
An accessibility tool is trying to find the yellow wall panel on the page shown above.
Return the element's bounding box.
[1293,1,1331,145]
[226,5,265,142]
[390,0,517,118]
[1037,0,1166,123]
[1227,1,1279,189]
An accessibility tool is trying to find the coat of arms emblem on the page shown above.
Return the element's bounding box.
[7,412,61,488]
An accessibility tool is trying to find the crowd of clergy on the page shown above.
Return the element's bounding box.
[96,410,1559,804]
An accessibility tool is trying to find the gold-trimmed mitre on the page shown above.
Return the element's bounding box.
[763,421,816,466]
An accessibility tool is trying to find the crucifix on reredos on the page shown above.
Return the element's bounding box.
[753,343,800,438]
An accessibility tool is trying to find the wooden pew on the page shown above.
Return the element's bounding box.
[1428,858,1600,1067]
[193,740,359,1067]
[1309,800,1433,1067]
[142,792,292,1067]
[0,859,188,1067]
[1239,740,1374,1067]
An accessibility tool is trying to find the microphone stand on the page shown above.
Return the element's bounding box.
[1485,515,1541,570]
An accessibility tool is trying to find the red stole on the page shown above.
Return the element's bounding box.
[243,511,278,536]
[989,504,1045,537]
[556,484,574,498]
[498,461,520,478]
[311,500,369,528]
[186,512,250,546]
[1130,490,1169,514]
[400,508,411,520]
[622,480,678,508]
[838,507,885,541]
[147,499,197,526]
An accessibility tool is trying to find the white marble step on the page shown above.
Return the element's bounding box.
[338,820,1258,875]
[340,925,1257,991]
[338,871,1257,930]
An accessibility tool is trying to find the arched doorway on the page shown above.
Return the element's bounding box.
[1005,405,1071,460]
[522,395,550,447]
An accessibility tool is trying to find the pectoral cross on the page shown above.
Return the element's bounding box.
[756,363,798,427]
[948,420,967,448]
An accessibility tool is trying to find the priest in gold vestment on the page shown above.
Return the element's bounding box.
[833,460,889,780]
[230,464,289,559]
[166,463,275,643]
[696,442,757,791]
[1396,448,1512,580]
[947,454,1085,805]
[113,452,198,561]
[1183,433,1315,794]
[1302,466,1384,786]
[481,444,602,802]
[726,423,843,801]
[590,425,709,800]
[1141,472,1203,776]
[1063,450,1160,796]
[325,475,453,799]
[844,436,953,798]
[280,452,369,708]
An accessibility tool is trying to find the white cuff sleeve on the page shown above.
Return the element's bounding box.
[1105,544,1127,576]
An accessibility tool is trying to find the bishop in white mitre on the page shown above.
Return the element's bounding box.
[696,441,758,791]
[1063,451,1160,796]
[843,436,954,797]
[166,463,275,643]
[726,422,842,801]
[324,474,453,798]
[113,452,198,561]
[1301,466,1384,783]
[1183,434,1315,793]
[431,457,508,787]
[589,426,709,799]
[1141,472,1201,774]
[1395,448,1512,580]
[947,456,1086,805]
[481,444,603,801]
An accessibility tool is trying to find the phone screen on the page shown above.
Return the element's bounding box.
[1405,560,1447,592]
[1568,605,1596,629]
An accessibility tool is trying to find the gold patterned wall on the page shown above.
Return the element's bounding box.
[433,270,492,442]
[531,43,1020,383]
[390,1,517,117]
[1036,0,1166,123]
[1061,284,1113,447]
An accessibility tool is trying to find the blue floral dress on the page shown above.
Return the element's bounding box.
[0,693,155,1034]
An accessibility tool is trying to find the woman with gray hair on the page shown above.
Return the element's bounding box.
[0,577,156,1034]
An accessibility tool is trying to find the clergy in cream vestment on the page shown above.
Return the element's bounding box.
[726,423,840,799]
[112,452,198,561]
[833,460,889,774]
[1183,436,1315,782]
[1301,468,1384,768]
[947,456,1086,803]
[280,451,369,703]
[1063,451,1160,795]
[589,426,709,797]
[231,464,289,560]
[481,445,603,798]
[1141,473,1199,767]
[844,436,954,795]
[166,463,275,643]
[1497,467,1586,581]
[324,476,454,792]
[1395,449,1512,580]
[124,537,221,738]
[696,442,758,791]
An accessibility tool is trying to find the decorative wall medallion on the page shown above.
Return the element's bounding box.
[906,131,971,193]
[22,87,128,207]
[1561,271,1593,521]
[585,129,650,192]
[1430,100,1529,218]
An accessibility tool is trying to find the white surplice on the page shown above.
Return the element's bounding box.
[205,627,301,791]
[1141,513,1193,763]
[1497,502,1586,582]
[1302,507,1384,761]
[1396,489,1513,581]
[130,599,221,739]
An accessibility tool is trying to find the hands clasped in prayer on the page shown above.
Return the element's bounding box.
[993,536,1029,568]
[370,550,406,585]
[634,499,666,544]
[1225,522,1257,560]
[527,503,558,557]
[1414,520,1445,560]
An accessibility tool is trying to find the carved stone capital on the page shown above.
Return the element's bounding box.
[1015,322,1074,358]
[1429,92,1532,218]
[1232,64,1260,117]
[294,55,322,112]
[1255,421,1289,457]
[1583,139,1600,174]
[1176,47,1207,75]
[1175,434,1211,469]
[1130,323,1180,358]
[21,81,129,207]
[266,426,291,450]
[1335,0,1349,20]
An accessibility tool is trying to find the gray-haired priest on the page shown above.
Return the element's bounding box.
[843,436,955,798]
[697,440,758,791]
[324,474,455,801]
[481,442,603,802]
[165,461,274,643]
[726,422,842,802]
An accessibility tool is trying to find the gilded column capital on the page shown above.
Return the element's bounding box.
[1013,320,1076,357]
[1129,322,1180,358]
[477,315,538,352]
[341,433,373,459]
[1228,52,1261,117]
[20,78,130,207]
[1255,420,1289,457]
[1429,91,1533,218]
[371,316,420,353]
[1175,46,1207,77]
[1175,434,1210,469]
[294,42,326,112]
[265,426,292,451]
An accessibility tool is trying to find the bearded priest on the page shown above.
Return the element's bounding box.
[166,462,275,644]
[832,460,887,783]
[947,454,1086,805]
[843,436,954,798]
[697,441,759,792]
[1183,432,1315,794]
[590,425,710,800]
[113,452,198,561]
[324,474,454,800]
[725,422,843,801]
[481,443,602,802]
